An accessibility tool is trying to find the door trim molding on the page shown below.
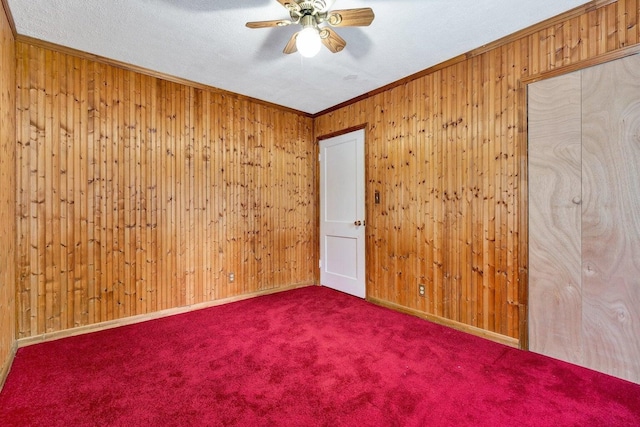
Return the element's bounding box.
[521,46,640,86]
[315,124,368,286]
[316,124,368,142]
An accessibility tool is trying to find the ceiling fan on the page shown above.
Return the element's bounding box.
[246,0,375,57]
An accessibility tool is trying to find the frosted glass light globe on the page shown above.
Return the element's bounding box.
[296,27,322,58]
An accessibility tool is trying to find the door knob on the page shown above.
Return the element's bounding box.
[354,220,362,226]
[572,196,582,205]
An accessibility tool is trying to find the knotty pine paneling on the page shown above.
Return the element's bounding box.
[0,1,16,382]
[314,0,640,342]
[15,43,316,338]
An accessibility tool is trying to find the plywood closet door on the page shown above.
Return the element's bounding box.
[581,54,640,383]
[528,73,583,363]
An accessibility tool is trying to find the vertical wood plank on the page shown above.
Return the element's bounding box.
[0,4,16,367]
[16,43,30,338]
[87,61,98,324]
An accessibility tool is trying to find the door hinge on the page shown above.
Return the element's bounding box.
[319,259,322,269]
[318,153,321,161]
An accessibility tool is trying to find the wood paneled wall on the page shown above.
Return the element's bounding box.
[9,0,640,346]
[15,43,316,338]
[0,1,16,383]
[314,0,640,342]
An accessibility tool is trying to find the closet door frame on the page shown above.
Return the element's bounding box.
[518,45,640,349]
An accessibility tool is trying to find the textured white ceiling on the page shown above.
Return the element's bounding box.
[7,0,588,114]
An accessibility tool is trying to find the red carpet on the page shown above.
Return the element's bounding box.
[1,286,639,426]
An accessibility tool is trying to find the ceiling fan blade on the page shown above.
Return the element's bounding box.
[319,28,346,53]
[246,19,292,29]
[283,32,298,54]
[327,8,375,27]
[313,0,337,13]
[277,0,301,13]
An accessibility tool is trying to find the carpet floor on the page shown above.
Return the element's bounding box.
[1,285,639,426]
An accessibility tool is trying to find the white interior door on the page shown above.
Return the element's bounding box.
[320,129,365,298]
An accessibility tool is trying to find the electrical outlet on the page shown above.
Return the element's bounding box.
[418,284,425,297]
[229,272,235,283]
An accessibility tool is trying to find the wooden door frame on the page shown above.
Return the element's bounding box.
[315,124,368,290]
[518,46,640,350]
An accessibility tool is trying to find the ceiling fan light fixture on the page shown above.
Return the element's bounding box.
[296,27,322,57]
[246,0,375,56]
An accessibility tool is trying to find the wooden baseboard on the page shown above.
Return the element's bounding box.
[15,285,518,352]
[0,341,18,392]
[18,283,315,348]
[367,297,520,349]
